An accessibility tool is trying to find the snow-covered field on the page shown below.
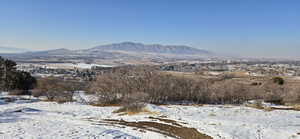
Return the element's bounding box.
[1,93,300,139]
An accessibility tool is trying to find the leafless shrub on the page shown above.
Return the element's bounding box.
[260,81,285,104]
[34,77,83,103]
[89,66,211,105]
[281,86,300,104]
[88,66,300,105]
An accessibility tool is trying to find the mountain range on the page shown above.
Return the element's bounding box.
[88,42,211,55]
[0,42,215,62]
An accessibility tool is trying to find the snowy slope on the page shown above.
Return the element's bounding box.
[0,94,168,139]
[1,94,300,139]
[160,105,300,139]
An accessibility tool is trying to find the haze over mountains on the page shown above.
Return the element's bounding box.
[1,42,215,62]
[0,46,29,53]
[88,42,211,55]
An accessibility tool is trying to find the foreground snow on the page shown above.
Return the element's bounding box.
[1,95,300,139]
[0,101,166,139]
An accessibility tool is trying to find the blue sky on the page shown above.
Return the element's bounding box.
[0,0,300,58]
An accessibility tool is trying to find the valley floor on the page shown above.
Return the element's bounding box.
[1,94,300,139]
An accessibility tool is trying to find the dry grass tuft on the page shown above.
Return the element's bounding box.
[114,107,159,116]
[245,101,273,111]
[293,105,300,111]
[245,100,265,110]
[91,103,121,107]
[246,103,300,111]
[246,105,273,111]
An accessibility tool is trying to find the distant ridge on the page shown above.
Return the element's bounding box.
[1,42,215,61]
[89,42,212,55]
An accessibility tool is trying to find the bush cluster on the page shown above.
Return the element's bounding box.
[87,66,300,106]
[33,77,86,103]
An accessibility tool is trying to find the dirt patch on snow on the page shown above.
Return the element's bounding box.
[97,118,212,139]
[149,116,184,127]
[246,104,300,111]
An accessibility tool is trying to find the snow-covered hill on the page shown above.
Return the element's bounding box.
[1,93,300,139]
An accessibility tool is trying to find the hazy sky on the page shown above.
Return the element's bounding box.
[0,0,300,58]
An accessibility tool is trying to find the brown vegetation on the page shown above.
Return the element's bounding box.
[24,65,300,106]
[33,77,86,103]
[87,66,300,106]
